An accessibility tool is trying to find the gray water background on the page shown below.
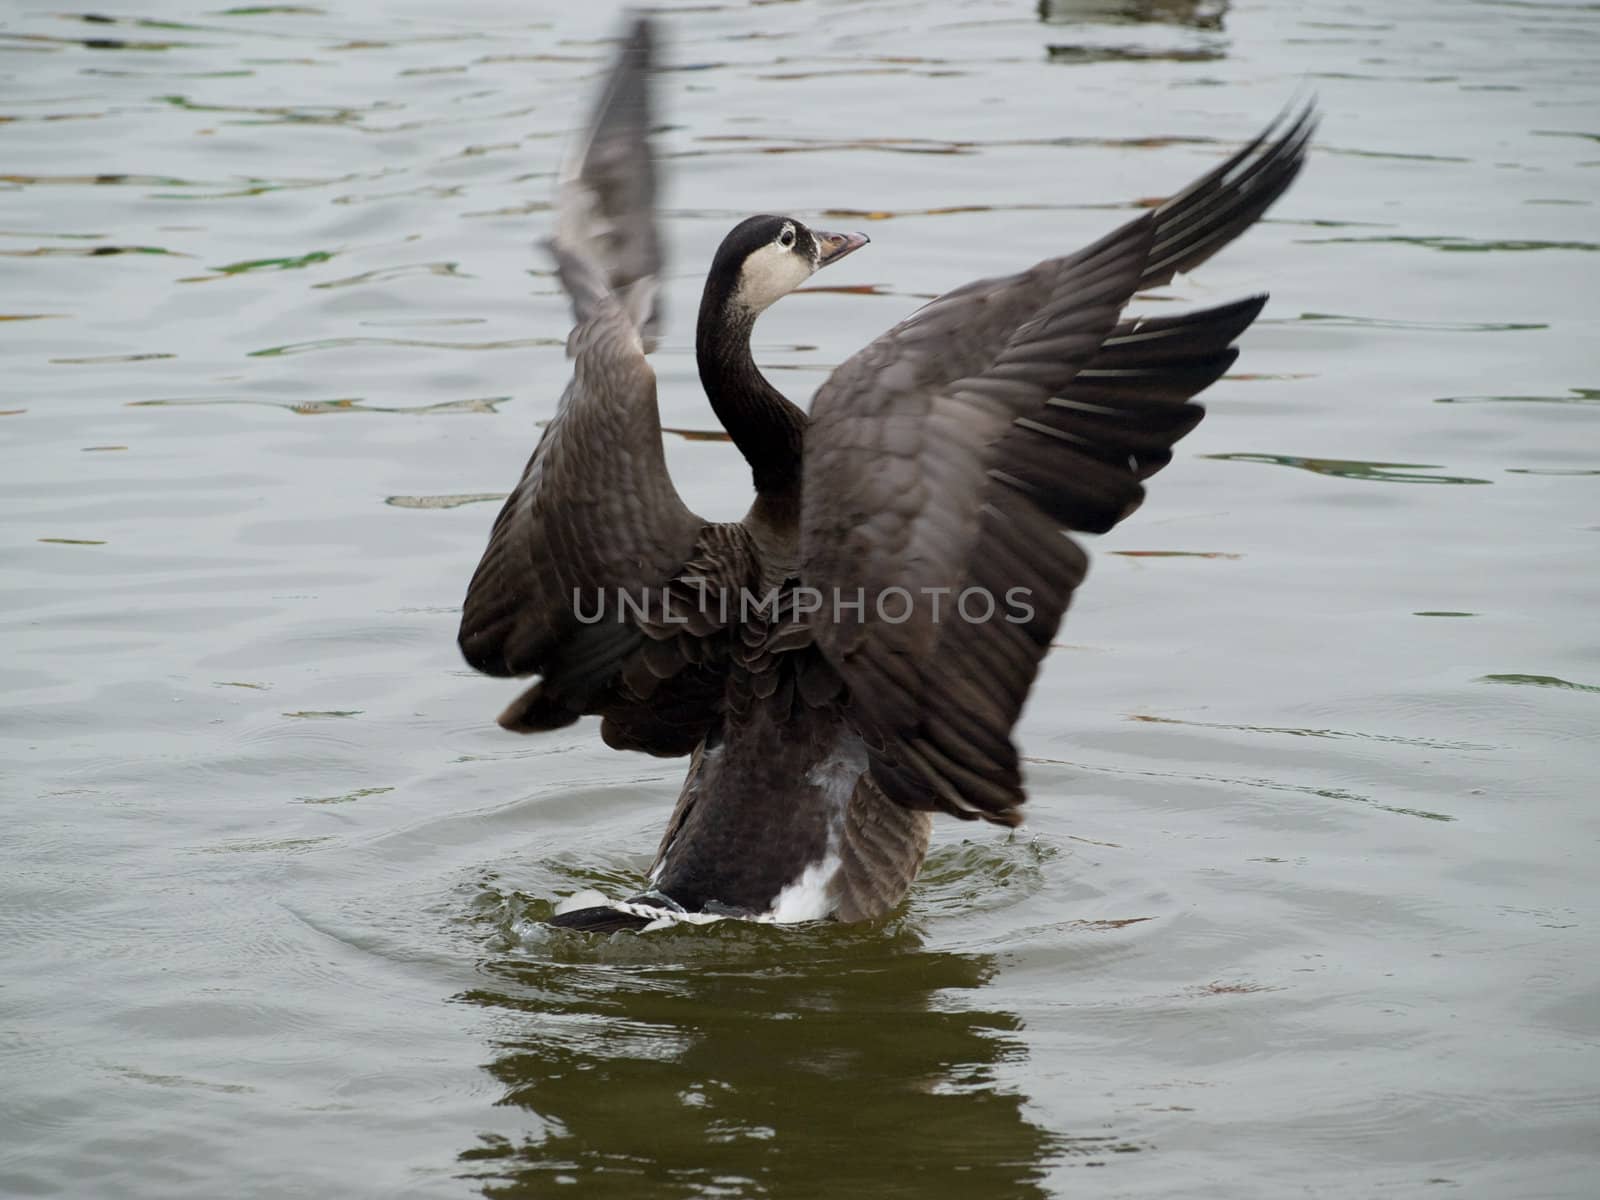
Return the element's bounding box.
[3,0,1597,1195]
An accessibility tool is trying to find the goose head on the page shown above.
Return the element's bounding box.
[694,215,869,499]
[701,215,869,327]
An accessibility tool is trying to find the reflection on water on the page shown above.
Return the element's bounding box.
[452,840,1111,1194]
[1038,0,1228,29]
[1039,0,1228,62]
[458,917,1092,1197]
[1046,43,1223,62]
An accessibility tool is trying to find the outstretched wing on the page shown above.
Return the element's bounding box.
[800,105,1315,825]
[459,17,743,756]
[554,16,664,346]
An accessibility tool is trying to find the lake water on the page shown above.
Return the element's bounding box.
[3,0,1597,1195]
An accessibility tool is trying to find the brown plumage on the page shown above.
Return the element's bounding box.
[457,17,1315,929]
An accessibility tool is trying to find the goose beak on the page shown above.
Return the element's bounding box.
[815,230,870,267]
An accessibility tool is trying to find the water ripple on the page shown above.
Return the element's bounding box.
[1303,234,1600,253]
[247,335,559,357]
[384,493,507,510]
[1126,713,1498,751]
[1479,673,1600,695]
[1436,388,1598,405]
[1201,453,1493,485]
[128,395,506,415]
[1286,312,1548,332]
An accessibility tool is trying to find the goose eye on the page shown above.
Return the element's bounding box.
[779,227,796,249]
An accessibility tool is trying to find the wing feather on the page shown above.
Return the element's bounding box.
[554,17,664,345]
[458,18,744,756]
[801,106,1314,824]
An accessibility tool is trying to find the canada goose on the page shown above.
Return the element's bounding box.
[458,18,1315,932]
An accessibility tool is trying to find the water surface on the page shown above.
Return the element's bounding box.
[3,0,1597,1196]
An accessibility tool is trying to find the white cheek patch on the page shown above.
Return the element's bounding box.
[734,242,816,314]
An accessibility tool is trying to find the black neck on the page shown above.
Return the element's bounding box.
[696,296,806,498]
